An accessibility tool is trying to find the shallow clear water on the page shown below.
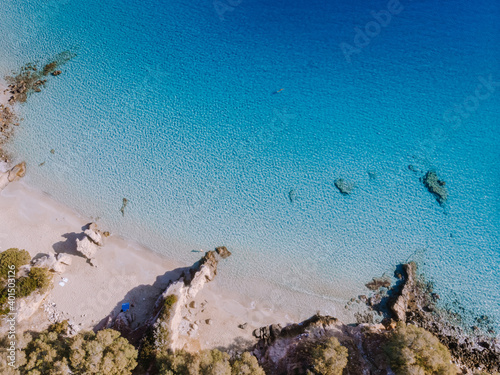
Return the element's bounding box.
[1,0,499,329]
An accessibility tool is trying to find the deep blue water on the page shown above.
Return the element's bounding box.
[0,0,499,329]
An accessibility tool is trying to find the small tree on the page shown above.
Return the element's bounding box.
[231,352,266,375]
[69,329,138,374]
[22,330,68,374]
[16,267,52,297]
[198,349,231,375]
[157,349,264,375]
[308,337,348,375]
[21,325,137,375]
[0,248,31,278]
[384,323,458,375]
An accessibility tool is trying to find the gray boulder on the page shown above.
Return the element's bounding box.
[334,178,355,195]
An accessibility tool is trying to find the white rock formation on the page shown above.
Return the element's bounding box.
[57,253,72,266]
[85,222,103,246]
[75,222,104,264]
[0,161,26,191]
[161,251,220,351]
[32,253,69,274]
[76,237,99,260]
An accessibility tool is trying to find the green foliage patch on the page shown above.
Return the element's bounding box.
[20,324,137,375]
[384,323,458,375]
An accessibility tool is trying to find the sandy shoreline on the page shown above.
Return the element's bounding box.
[0,178,294,350]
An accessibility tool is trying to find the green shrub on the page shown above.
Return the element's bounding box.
[384,323,458,375]
[231,352,266,375]
[21,327,137,375]
[48,320,70,335]
[16,267,52,298]
[155,294,179,347]
[157,349,264,375]
[198,349,231,375]
[23,330,68,374]
[164,294,178,308]
[307,337,348,375]
[69,329,138,374]
[0,248,31,278]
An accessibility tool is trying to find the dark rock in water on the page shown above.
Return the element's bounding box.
[368,293,383,307]
[408,164,419,173]
[389,263,415,322]
[334,178,355,195]
[215,246,231,259]
[365,276,392,291]
[120,198,128,216]
[51,70,62,76]
[288,189,297,203]
[367,170,377,180]
[422,170,448,205]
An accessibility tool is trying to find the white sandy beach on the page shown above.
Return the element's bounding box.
[0,178,293,350]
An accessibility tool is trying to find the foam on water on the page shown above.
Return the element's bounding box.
[0,0,499,329]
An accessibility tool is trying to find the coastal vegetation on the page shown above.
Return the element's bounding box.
[384,322,458,375]
[156,349,265,375]
[17,322,138,374]
[0,248,52,316]
[308,337,348,375]
[0,248,30,277]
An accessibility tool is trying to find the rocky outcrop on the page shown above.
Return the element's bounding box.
[215,246,232,259]
[389,263,415,322]
[121,248,231,353]
[165,250,222,351]
[365,276,392,291]
[253,314,391,375]
[32,252,71,274]
[0,162,26,191]
[75,222,105,265]
[16,289,52,323]
[384,263,500,374]
[422,170,448,205]
[334,178,355,195]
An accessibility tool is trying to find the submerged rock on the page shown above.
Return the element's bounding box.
[215,246,232,259]
[422,170,448,205]
[334,178,355,195]
[365,276,392,291]
[120,198,128,216]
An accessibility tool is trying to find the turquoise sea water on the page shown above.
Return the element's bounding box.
[1,0,499,329]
